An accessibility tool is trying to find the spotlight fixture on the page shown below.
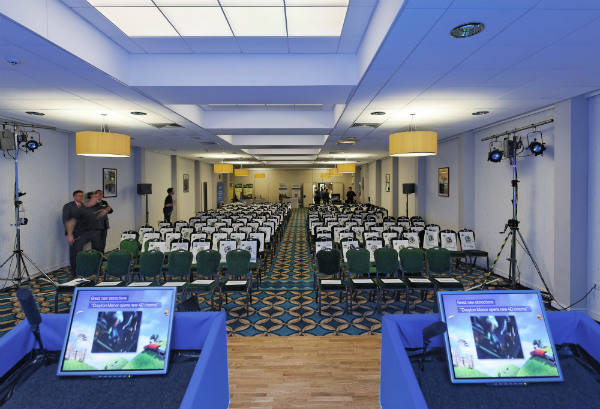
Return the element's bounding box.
[527,129,546,156]
[472,111,489,116]
[487,139,503,163]
[130,111,147,116]
[25,111,45,116]
[25,138,40,151]
[450,22,485,38]
[371,111,386,116]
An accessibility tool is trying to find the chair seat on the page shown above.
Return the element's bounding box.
[431,277,464,289]
[374,278,406,289]
[449,251,466,258]
[348,278,377,290]
[404,276,435,289]
[186,280,218,292]
[318,279,346,291]
[464,250,488,257]
[250,262,259,270]
[221,280,249,291]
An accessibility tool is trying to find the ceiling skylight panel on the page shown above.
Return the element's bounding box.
[96,7,179,36]
[87,0,153,6]
[154,0,219,5]
[160,7,233,36]
[285,0,348,5]
[220,0,284,5]
[286,6,347,36]
[223,7,286,36]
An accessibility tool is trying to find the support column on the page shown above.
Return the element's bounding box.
[375,160,382,206]
[553,96,589,310]
[392,157,399,217]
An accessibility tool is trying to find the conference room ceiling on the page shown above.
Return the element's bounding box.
[1,0,600,168]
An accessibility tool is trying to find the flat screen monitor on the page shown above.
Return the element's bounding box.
[57,287,177,377]
[437,290,563,385]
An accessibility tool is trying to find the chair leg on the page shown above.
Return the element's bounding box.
[404,289,410,314]
[318,289,322,315]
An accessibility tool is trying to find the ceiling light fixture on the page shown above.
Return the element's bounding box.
[389,114,437,157]
[76,114,130,157]
[25,111,45,116]
[321,173,331,179]
[5,57,21,65]
[487,139,503,163]
[450,22,485,38]
[371,111,386,115]
[472,111,489,116]
[329,168,340,176]
[130,111,147,116]
[214,150,233,173]
[234,160,249,176]
[254,173,265,179]
[527,128,546,157]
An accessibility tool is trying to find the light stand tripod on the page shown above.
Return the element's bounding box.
[480,134,552,297]
[0,127,56,288]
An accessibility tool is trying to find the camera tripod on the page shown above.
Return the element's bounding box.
[479,134,552,297]
[0,129,56,288]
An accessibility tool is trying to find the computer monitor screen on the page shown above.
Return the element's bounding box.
[437,290,563,384]
[57,287,177,377]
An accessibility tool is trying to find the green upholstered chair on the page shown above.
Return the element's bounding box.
[221,249,252,316]
[346,248,378,313]
[184,249,221,311]
[315,248,346,315]
[440,229,466,269]
[399,247,435,312]
[132,249,164,283]
[55,249,102,313]
[373,247,408,314]
[426,247,464,311]
[104,249,132,282]
[166,249,194,282]
[458,229,490,273]
[120,239,141,265]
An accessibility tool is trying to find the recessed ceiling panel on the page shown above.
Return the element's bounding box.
[243,148,321,154]
[88,0,153,5]
[160,7,233,36]
[286,7,348,36]
[96,7,179,36]
[223,7,286,36]
[254,155,318,160]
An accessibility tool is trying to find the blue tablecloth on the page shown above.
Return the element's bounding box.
[0,312,229,409]
[380,311,600,409]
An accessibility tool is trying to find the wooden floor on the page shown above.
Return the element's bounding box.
[228,335,381,409]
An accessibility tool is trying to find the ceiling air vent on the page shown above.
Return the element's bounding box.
[337,137,357,144]
[150,123,183,129]
[351,123,380,128]
[197,141,220,145]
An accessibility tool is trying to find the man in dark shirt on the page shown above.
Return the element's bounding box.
[163,187,175,222]
[314,188,321,205]
[65,191,103,276]
[62,190,83,275]
[322,189,330,205]
[95,189,113,253]
[346,186,357,203]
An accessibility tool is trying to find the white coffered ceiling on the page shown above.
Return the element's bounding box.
[1,0,600,168]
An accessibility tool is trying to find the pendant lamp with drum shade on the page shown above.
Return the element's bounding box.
[389,114,437,157]
[254,173,265,179]
[329,167,340,176]
[234,161,248,176]
[76,114,130,157]
[214,151,233,173]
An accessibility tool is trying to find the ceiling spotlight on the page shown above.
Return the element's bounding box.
[450,22,485,38]
[25,138,40,151]
[472,111,489,116]
[5,56,21,65]
[371,111,386,116]
[25,111,45,116]
[527,129,546,156]
[487,139,503,163]
[130,111,147,116]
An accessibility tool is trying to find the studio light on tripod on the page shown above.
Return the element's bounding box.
[527,129,546,156]
[25,138,40,151]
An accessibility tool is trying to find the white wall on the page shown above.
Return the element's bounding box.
[381,158,393,211]
[367,162,376,204]
[587,95,600,319]
[142,150,172,225]
[176,157,196,220]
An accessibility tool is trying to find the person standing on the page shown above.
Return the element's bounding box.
[63,190,83,275]
[163,187,175,223]
[346,186,357,204]
[95,189,113,253]
[65,192,103,276]
[314,187,321,205]
[322,189,330,205]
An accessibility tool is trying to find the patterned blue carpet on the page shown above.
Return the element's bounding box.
[0,208,510,338]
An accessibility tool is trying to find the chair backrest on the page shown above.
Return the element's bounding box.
[365,239,383,262]
[374,247,399,276]
[403,232,421,248]
[167,250,193,280]
[314,241,333,254]
[142,232,161,249]
[219,240,238,263]
[341,240,359,262]
[138,250,164,281]
[382,231,399,247]
[158,222,172,229]
[459,229,477,250]
[212,232,229,250]
[239,240,258,263]
[346,248,371,276]
[147,240,167,253]
[399,247,425,275]
[105,249,133,279]
[226,249,251,278]
[195,249,221,279]
[316,248,341,276]
[440,230,458,251]
[230,232,247,243]
[170,241,190,252]
[391,239,409,254]
[180,227,194,240]
[426,247,451,275]
[191,241,211,259]
[76,250,103,279]
[120,231,138,241]
[248,232,265,252]
[120,239,140,259]
[423,230,440,250]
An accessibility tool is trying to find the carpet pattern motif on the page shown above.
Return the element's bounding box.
[0,208,511,338]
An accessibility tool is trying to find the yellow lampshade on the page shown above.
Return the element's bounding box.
[76,131,130,157]
[234,168,249,176]
[214,163,233,173]
[389,131,437,157]
[254,173,265,178]
[337,163,355,173]
[329,168,340,176]
[320,173,330,178]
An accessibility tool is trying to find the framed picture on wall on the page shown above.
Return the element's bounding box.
[183,174,190,193]
[438,167,449,197]
[103,168,117,198]
[385,174,390,192]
